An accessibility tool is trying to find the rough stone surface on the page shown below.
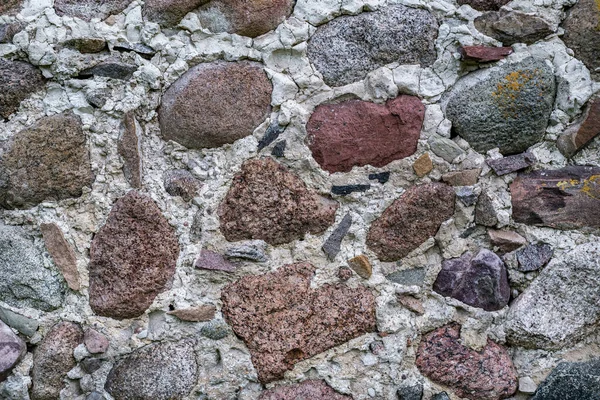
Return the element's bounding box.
[0,23,25,44]
[164,170,201,202]
[488,230,527,253]
[367,183,455,261]
[486,152,536,176]
[474,10,555,45]
[347,254,372,279]
[322,213,352,260]
[531,359,600,400]
[397,294,425,315]
[432,393,451,400]
[0,112,93,209]
[0,223,65,311]
[221,262,376,383]
[433,249,510,311]
[307,96,424,173]
[0,0,22,15]
[89,191,180,319]
[368,172,390,184]
[506,242,600,349]
[413,153,433,177]
[511,166,600,229]
[197,0,295,38]
[54,0,132,21]
[167,305,216,322]
[259,380,352,400]
[118,112,142,189]
[338,266,353,281]
[416,323,518,400]
[475,191,499,227]
[331,184,371,196]
[444,57,555,155]
[40,223,80,291]
[218,158,338,245]
[516,243,553,272]
[561,0,600,80]
[0,59,44,120]
[460,45,513,62]
[271,140,286,157]
[84,329,109,354]
[557,96,600,158]
[159,61,272,149]
[0,319,26,382]
[397,382,423,400]
[63,38,107,53]
[386,268,426,286]
[457,0,510,11]
[105,340,198,400]
[194,250,236,272]
[0,308,39,337]
[428,136,465,162]
[225,243,268,262]
[143,0,209,27]
[79,61,138,80]
[456,186,479,207]
[307,5,438,87]
[441,169,481,186]
[31,322,83,400]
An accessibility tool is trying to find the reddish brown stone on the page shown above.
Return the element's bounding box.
[347,255,372,279]
[31,322,83,400]
[0,59,44,119]
[0,0,22,15]
[397,294,425,315]
[143,0,209,27]
[84,328,109,354]
[89,191,180,319]
[118,112,142,188]
[259,380,351,400]
[168,305,216,322]
[413,153,433,177]
[416,323,518,400]
[218,158,338,246]
[511,166,600,229]
[194,250,236,272]
[488,230,527,253]
[338,266,353,281]
[54,0,132,21]
[441,168,481,186]
[164,170,201,202]
[221,262,376,383]
[367,183,455,261]
[40,223,80,291]
[159,61,272,149]
[307,96,424,173]
[557,97,600,158]
[460,45,513,62]
[457,0,510,11]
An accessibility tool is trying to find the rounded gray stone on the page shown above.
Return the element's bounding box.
[0,59,44,119]
[531,359,600,400]
[443,57,555,155]
[307,5,438,87]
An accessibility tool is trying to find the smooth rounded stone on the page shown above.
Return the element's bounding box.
[516,243,553,272]
[0,112,94,209]
[31,322,83,400]
[413,153,433,177]
[506,242,600,349]
[307,5,438,87]
[164,170,201,202]
[457,0,509,11]
[54,0,132,21]
[259,380,351,399]
[306,96,424,173]
[88,191,180,319]
[84,329,109,354]
[428,136,465,162]
[167,304,216,322]
[0,223,65,312]
[0,0,22,15]
[218,158,338,246]
[557,96,600,158]
[366,183,455,262]
[0,59,44,120]
[416,323,518,400]
[159,61,272,149]
[0,307,39,337]
[443,57,555,155]
[561,0,600,81]
[40,223,80,291]
[221,262,376,383]
[197,0,295,37]
[460,45,513,62]
[105,340,198,400]
[347,255,372,279]
[433,249,510,311]
[511,166,600,229]
[0,319,26,382]
[143,0,209,27]
[531,359,600,400]
[474,10,554,45]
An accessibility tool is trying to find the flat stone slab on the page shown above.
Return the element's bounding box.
[40,223,80,291]
[557,96,600,158]
[474,10,554,45]
[486,151,536,176]
[460,45,513,62]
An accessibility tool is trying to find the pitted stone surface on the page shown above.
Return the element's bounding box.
[143,0,209,27]
[516,243,553,272]
[84,328,109,354]
[31,322,83,400]
[54,0,132,21]
[444,57,555,155]
[0,59,44,120]
[474,10,554,45]
[0,0,22,16]
[366,183,455,261]
[218,158,338,245]
[307,5,438,87]
[105,340,198,400]
[0,223,65,312]
[0,112,93,209]
[89,191,180,319]
[506,241,600,349]
[433,250,510,311]
[306,96,424,173]
[557,96,600,158]
[511,166,600,229]
[259,380,352,399]
[486,152,536,176]
[159,61,272,149]
[197,0,295,38]
[0,319,26,382]
[531,359,600,400]
[164,170,201,202]
[416,324,518,400]
[221,262,376,383]
[561,0,600,81]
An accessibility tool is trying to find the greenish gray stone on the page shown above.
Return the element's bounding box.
[386,268,426,286]
[531,359,600,400]
[428,135,465,162]
[0,307,39,336]
[200,320,230,340]
[444,57,555,155]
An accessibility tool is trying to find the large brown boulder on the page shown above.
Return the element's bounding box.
[561,0,600,81]
[54,0,132,21]
[0,59,44,120]
[306,96,424,173]
[159,61,272,149]
[89,191,180,319]
[143,0,209,27]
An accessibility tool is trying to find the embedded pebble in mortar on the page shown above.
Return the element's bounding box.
[347,255,372,279]
[397,382,423,400]
[259,380,352,400]
[474,10,555,45]
[441,169,481,186]
[386,268,426,286]
[557,96,600,158]
[428,136,465,163]
[225,242,268,262]
[167,305,216,322]
[369,172,390,184]
[79,61,138,80]
[84,328,109,354]
[561,0,600,81]
[331,184,371,196]
[0,59,44,120]
[0,319,26,382]
[0,308,38,337]
[62,38,107,54]
[413,153,433,177]
[118,112,143,189]
[475,191,499,227]
[164,170,201,202]
[516,243,553,272]
[143,0,209,28]
[488,230,527,253]
[40,223,80,291]
[460,46,513,63]
[322,213,352,261]
[456,186,479,207]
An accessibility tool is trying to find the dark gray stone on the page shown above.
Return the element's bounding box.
[432,393,450,400]
[385,268,426,286]
[81,358,103,374]
[331,184,371,196]
[322,214,352,261]
[531,359,600,400]
[307,5,438,87]
[516,243,553,272]
[475,191,498,227]
[433,249,510,311]
[456,186,478,207]
[444,57,555,155]
[79,61,137,80]
[87,392,105,400]
[397,382,423,400]
[112,42,156,59]
[271,140,286,157]
[257,121,283,151]
[225,243,268,262]
[0,319,26,382]
[200,320,230,340]
[561,0,600,81]
[369,172,390,184]
[0,59,44,119]
[486,152,536,176]
[474,10,554,45]
[62,38,106,53]
[54,0,132,21]
[0,22,24,44]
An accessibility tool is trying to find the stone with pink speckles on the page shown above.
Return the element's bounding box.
[259,380,351,399]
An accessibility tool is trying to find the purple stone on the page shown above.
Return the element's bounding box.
[194,250,236,272]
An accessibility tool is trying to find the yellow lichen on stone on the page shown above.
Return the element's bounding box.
[492,69,539,118]
[556,175,600,199]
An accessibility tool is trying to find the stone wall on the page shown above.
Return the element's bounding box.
[0,0,599,399]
